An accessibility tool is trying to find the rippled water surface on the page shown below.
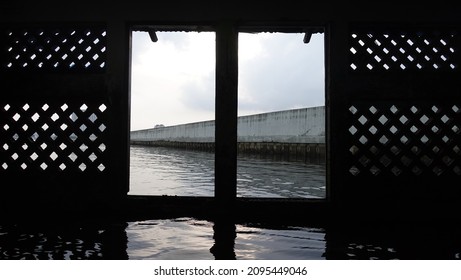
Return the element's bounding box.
[129,145,326,198]
[1,218,461,259]
[126,218,326,260]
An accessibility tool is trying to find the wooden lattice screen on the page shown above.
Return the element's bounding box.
[0,23,125,210]
[341,24,461,203]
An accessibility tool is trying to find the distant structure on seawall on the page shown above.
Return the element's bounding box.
[130,106,325,162]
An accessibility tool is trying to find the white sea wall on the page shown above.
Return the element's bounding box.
[130,106,325,144]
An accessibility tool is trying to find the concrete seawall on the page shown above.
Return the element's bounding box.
[130,106,325,162]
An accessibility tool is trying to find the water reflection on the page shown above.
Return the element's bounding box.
[129,145,326,198]
[0,221,128,260]
[1,218,461,259]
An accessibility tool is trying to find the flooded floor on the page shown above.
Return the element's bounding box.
[1,217,460,260]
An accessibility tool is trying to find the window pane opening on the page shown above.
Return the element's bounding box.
[237,31,326,199]
[129,30,215,197]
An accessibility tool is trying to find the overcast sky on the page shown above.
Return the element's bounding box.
[130,31,324,131]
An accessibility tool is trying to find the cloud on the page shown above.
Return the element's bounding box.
[238,33,325,115]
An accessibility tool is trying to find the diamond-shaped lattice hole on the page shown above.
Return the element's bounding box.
[12,133,19,141]
[378,115,388,125]
[411,146,420,155]
[30,132,39,142]
[80,124,87,132]
[89,153,97,162]
[401,155,412,167]
[59,163,66,171]
[443,156,454,166]
[42,104,49,111]
[51,113,60,122]
[349,126,358,135]
[21,163,27,170]
[453,145,461,155]
[98,164,105,172]
[432,106,440,113]
[379,155,392,167]
[69,152,77,162]
[61,104,68,111]
[390,126,398,134]
[400,115,409,124]
[50,152,58,161]
[80,144,88,152]
[420,115,430,124]
[349,145,359,155]
[99,124,106,132]
[22,143,28,150]
[98,143,106,152]
[59,143,67,150]
[412,166,423,175]
[31,113,40,122]
[369,106,378,114]
[69,112,78,122]
[441,115,450,124]
[12,113,21,121]
[410,106,419,114]
[410,125,419,133]
[433,146,441,154]
[89,113,97,123]
[369,165,381,175]
[3,104,10,111]
[349,166,360,176]
[40,143,47,150]
[79,163,86,171]
[442,135,450,143]
[369,125,378,135]
[369,145,380,155]
[89,134,97,141]
[452,105,460,113]
[2,144,8,151]
[390,105,399,114]
[30,152,38,161]
[11,153,19,160]
[50,133,58,141]
[3,124,9,131]
[349,106,358,115]
[420,155,433,167]
[22,124,28,131]
[452,125,460,134]
[2,163,7,170]
[432,166,444,176]
[379,135,389,145]
[420,135,429,144]
[80,104,88,112]
[40,162,48,170]
[391,166,402,176]
[432,126,439,133]
[359,155,371,167]
[359,135,368,145]
[41,123,49,131]
[99,104,107,112]
[453,166,461,175]
[69,133,77,142]
[60,123,68,131]
[400,135,409,144]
